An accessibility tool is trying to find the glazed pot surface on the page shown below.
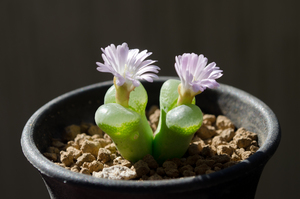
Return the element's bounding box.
[21,77,281,199]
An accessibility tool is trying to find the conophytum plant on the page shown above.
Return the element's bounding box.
[94,43,223,163]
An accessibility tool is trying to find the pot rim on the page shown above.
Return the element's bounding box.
[21,76,281,193]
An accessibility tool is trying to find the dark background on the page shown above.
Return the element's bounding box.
[1,0,299,198]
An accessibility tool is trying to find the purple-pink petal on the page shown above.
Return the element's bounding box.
[132,79,140,87]
[140,73,159,82]
[175,53,222,93]
[115,76,126,86]
[96,43,159,87]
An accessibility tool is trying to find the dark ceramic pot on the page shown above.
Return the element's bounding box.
[21,77,280,199]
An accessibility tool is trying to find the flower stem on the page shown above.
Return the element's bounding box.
[114,77,134,108]
[177,83,198,106]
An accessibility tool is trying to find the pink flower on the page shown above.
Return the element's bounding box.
[175,53,223,94]
[96,43,160,87]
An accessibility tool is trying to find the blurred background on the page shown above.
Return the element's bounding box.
[1,0,299,198]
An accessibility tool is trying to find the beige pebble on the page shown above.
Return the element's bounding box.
[231,152,241,162]
[197,125,216,139]
[203,138,212,145]
[104,143,117,154]
[216,115,235,130]
[205,169,215,174]
[97,148,111,163]
[76,153,96,166]
[219,128,235,142]
[186,154,201,166]
[80,168,91,175]
[74,133,88,147]
[80,140,101,157]
[196,159,215,167]
[156,167,165,176]
[147,105,159,118]
[235,128,258,140]
[52,140,65,149]
[44,152,57,162]
[235,137,252,148]
[202,114,216,126]
[66,146,82,159]
[94,138,111,148]
[182,169,196,177]
[249,145,259,153]
[165,168,179,178]
[149,109,160,127]
[60,151,74,167]
[213,163,223,169]
[103,134,112,141]
[47,146,60,154]
[88,125,104,137]
[67,140,80,149]
[217,145,234,156]
[83,160,104,173]
[194,164,211,175]
[93,165,137,180]
[241,151,252,160]
[64,125,81,141]
[211,154,231,164]
[188,140,205,155]
[187,143,200,156]
[162,161,177,169]
[113,156,132,168]
[201,145,213,157]
[143,154,159,169]
[149,169,156,176]
[70,165,80,173]
[79,122,92,133]
[148,173,163,180]
[179,165,194,175]
[171,158,183,168]
[133,160,150,178]
[212,136,227,147]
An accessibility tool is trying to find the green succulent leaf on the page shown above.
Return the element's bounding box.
[159,79,180,112]
[153,79,202,164]
[166,104,202,135]
[104,83,148,115]
[95,83,153,162]
[95,103,140,139]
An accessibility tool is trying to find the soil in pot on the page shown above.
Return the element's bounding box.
[43,105,259,181]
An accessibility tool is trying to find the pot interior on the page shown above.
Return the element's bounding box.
[32,78,272,153]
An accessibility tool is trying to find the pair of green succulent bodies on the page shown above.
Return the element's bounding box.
[95,79,203,164]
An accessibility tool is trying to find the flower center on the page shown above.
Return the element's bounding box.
[123,64,128,77]
[123,64,135,78]
[192,75,197,82]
